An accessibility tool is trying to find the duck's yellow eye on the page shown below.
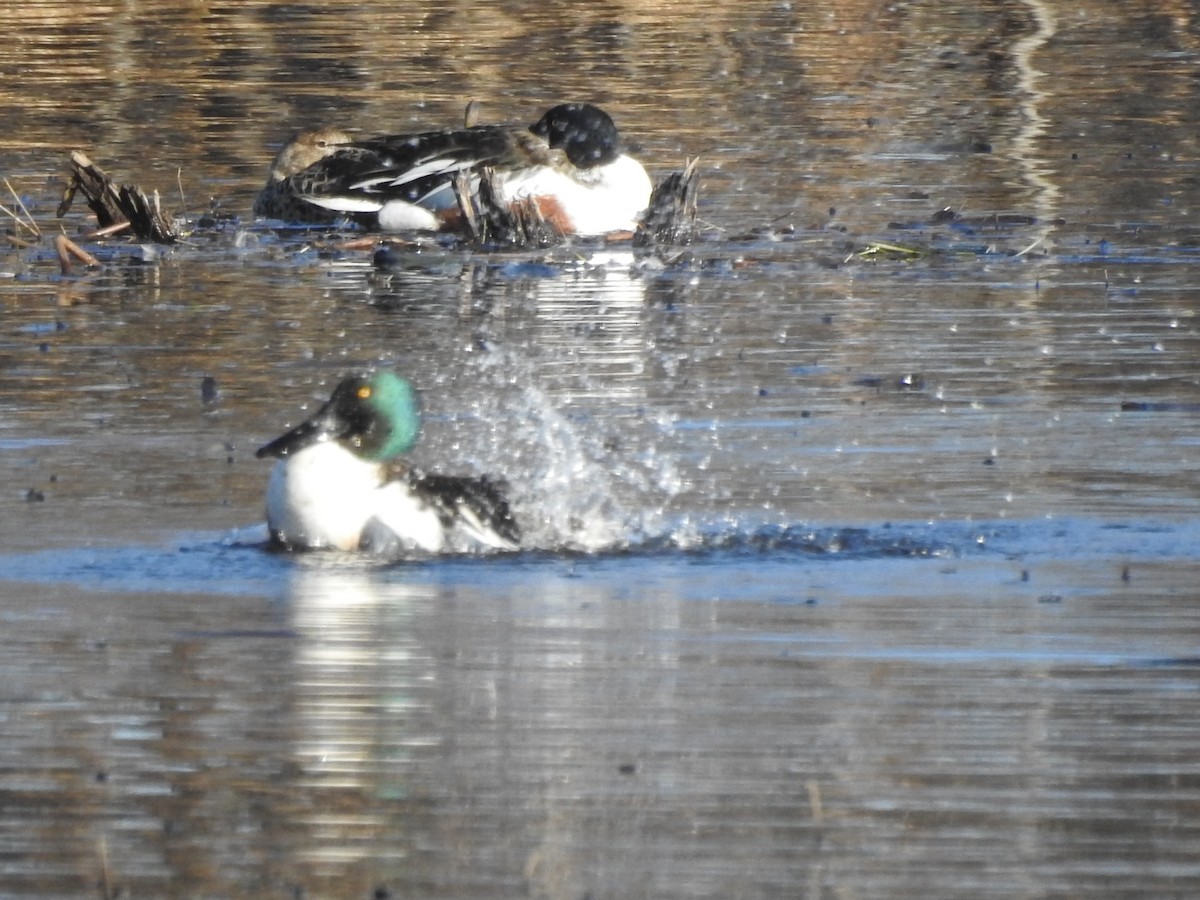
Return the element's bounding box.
[357,385,372,400]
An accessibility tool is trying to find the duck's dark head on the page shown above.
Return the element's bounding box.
[529,103,623,169]
[256,371,421,463]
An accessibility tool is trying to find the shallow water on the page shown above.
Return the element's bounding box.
[3,1,1200,897]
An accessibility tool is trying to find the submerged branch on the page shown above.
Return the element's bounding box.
[54,233,101,274]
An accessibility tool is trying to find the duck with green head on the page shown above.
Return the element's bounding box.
[255,371,520,554]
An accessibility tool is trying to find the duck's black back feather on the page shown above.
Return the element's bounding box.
[306,126,541,201]
[410,472,522,547]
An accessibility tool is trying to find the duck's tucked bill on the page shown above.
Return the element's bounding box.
[254,103,652,238]
[255,371,520,555]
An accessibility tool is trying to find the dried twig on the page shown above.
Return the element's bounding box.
[0,201,28,233]
[1012,234,1045,259]
[451,170,480,240]
[175,166,187,223]
[85,221,132,239]
[97,832,116,899]
[4,178,41,237]
[337,235,384,251]
[450,166,559,247]
[856,240,922,260]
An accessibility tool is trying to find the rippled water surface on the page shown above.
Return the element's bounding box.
[2,1,1200,897]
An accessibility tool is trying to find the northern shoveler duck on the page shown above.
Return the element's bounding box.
[255,371,521,554]
[253,103,652,237]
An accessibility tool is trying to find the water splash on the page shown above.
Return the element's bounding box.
[469,375,680,553]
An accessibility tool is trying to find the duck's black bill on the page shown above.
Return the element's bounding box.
[255,400,342,459]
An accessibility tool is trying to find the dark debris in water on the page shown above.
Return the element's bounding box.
[634,159,700,248]
[1120,400,1200,413]
[1137,656,1200,668]
[58,149,179,243]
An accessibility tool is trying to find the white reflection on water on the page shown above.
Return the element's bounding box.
[284,566,429,867]
[1010,0,1060,240]
[288,567,429,783]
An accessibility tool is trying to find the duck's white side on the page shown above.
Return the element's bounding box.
[500,154,652,235]
[265,442,445,552]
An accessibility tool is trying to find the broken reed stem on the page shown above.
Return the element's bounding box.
[1012,234,1045,259]
[337,235,385,252]
[54,233,101,274]
[96,832,113,899]
[62,149,180,243]
[85,221,132,239]
[0,201,31,235]
[175,166,187,223]
[806,779,824,823]
[3,177,41,236]
[463,99,482,128]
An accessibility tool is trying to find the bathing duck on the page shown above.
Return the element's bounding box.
[256,371,520,554]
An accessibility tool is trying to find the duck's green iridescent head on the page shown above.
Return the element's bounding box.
[256,370,421,463]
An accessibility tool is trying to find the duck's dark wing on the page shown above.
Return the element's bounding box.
[280,144,392,201]
[302,126,550,210]
[410,472,521,550]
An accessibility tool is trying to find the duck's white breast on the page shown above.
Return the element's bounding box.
[265,442,381,551]
[500,154,652,235]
